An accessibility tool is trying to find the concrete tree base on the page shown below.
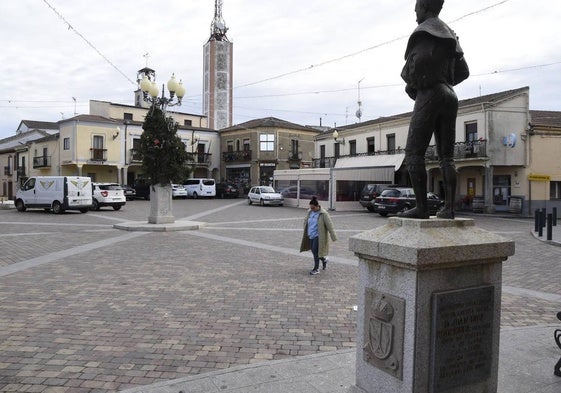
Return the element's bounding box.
[350,217,515,393]
[148,184,175,224]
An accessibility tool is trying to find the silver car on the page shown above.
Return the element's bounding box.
[247,186,284,206]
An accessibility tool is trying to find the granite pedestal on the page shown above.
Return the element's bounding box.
[148,184,175,224]
[349,217,515,393]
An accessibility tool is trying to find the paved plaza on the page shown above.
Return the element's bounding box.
[0,199,560,392]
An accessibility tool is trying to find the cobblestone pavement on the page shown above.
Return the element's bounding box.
[0,200,560,392]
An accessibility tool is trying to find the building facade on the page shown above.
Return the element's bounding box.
[220,117,319,192]
[276,87,561,214]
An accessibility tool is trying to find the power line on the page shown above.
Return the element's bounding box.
[234,0,513,90]
[41,0,136,86]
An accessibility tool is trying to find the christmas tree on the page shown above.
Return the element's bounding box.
[139,106,189,186]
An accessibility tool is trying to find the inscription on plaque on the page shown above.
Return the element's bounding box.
[430,285,495,392]
[363,288,405,380]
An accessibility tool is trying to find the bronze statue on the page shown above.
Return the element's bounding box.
[398,0,469,219]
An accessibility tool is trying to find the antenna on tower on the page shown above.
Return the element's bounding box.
[356,78,364,123]
[210,0,229,41]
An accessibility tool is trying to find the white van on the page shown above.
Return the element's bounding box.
[15,176,93,214]
[183,178,216,198]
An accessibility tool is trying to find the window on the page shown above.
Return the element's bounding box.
[492,175,511,205]
[184,119,192,126]
[260,133,275,151]
[465,122,478,142]
[349,140,357,156]
[124,113,133,121]
[387,134,396,153]
[243,139,250,151]
[367,137,375,154]
[92,135,105,161]
[227,140,234,152]
[551,181,561,200]
[334,142,340,158]
[63,137,70,150]
[290,139,299,157]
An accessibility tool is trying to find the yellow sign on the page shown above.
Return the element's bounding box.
[528,174,551,181]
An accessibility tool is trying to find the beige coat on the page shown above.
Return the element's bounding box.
[300,207,338,258]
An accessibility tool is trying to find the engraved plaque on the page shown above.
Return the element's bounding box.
[363,288,405,380]
[430,285,495,392]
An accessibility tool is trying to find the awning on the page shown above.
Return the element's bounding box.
[333,154,405,182]
[334,154,405,169]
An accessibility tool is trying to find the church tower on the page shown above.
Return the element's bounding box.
[203,0,233,130]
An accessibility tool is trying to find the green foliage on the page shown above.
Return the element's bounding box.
[139,106,189,185]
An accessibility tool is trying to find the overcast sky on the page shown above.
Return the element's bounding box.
[2,0,560,140]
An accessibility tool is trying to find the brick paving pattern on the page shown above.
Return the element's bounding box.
[0,200,560,392]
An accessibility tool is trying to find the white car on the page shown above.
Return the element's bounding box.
[247,186,284,206]
[91,183,126,211]
[171,184,188,199]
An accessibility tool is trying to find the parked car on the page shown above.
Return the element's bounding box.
[121,185,136,200]
[184,178,216,198]
[374,187,443,216]
[171,184,188,199]
[247,186,284,206]
[279,186,316,200]
[133,178,151,200]
[91,183,126,211]
[216,182,239,198]
[359,183,394,212]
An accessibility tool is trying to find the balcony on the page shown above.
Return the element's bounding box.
[312,148,405,168]
[425,140,487,162]
[223,150,252,162]
[3,166,12,176]
[33,156,52,168]
[90,148,107,162]
[16,167,26,178]
[130,148,142,163]
[187,152,212,165]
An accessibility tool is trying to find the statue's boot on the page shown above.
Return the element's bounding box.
[398,164,429,219]
[436,163,457,219]
[399,206,429,219]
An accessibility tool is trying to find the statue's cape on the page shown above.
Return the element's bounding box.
[404,17,464,59]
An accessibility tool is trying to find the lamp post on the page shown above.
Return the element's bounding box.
[137,69,189,224]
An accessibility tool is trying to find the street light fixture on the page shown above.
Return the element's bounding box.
[333,129,345,144]
[139,73,185,112]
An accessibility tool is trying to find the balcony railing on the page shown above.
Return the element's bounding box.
[33,156,52,168]
[90,148,107,161]
[16,167,26,178]
[4,166,12,176]
[312,142,487,168]
[187,152,212,165]
[223,150,252,162]
[425,140,487,162]
[288,151,302,161]
[130,148,142,162]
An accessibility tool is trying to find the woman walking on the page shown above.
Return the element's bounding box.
[300,196,338,275]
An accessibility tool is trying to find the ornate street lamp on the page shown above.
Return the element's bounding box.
[139,73,186,112]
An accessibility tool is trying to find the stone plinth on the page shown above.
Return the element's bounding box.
[148,184,175,224]
[349,217,514,393]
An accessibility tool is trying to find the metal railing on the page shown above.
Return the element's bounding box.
[90,148,107,161]
[426,140,487,162]
[130,149,142,162]
[187,152,212,164]
[3,166,12,176]
[223,150,252,162]
[32,156,52,168]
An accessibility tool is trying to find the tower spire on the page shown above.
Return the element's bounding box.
[210,0,229,41]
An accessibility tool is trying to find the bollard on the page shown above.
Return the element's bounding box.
[547,214,553,241]
[554,207,558,227]
[542,208,547,228]
[555,312,561,377]
[535,209,540,232]
[538,215,544,237]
